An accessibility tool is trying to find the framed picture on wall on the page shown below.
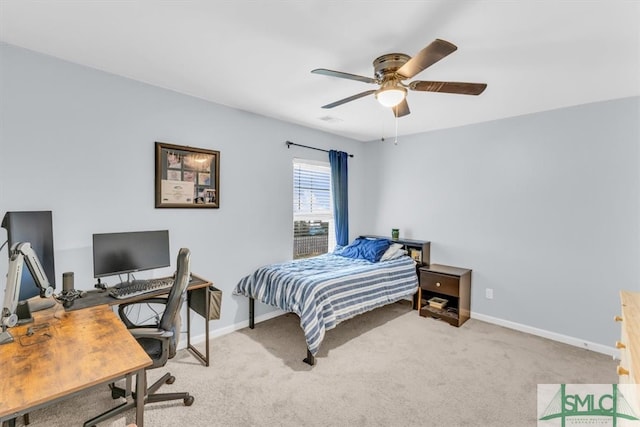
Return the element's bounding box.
[155,141,220,208]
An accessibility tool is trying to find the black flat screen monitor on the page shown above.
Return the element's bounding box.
[2,211,56,300]
[92,230,170,283]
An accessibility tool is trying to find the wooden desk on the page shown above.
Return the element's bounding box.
[0,304,152,426]
[65,274,215,366]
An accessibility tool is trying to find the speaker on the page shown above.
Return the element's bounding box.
[62,272,74,292]
[58,272,85,308]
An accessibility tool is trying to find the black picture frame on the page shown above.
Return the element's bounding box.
[155,141,220,208]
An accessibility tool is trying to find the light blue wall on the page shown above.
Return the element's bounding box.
[363,96,640,348]
[2,42,638,351]
[0,43,369,337]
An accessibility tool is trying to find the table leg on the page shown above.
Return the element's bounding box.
[187,290,192,350]
[135,369,146,426]
[205,286,210,367]
[186,287,210,366]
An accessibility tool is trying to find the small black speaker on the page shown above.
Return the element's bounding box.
[62,272,74,292]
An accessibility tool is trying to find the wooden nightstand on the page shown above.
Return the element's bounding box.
[417,264,471,327]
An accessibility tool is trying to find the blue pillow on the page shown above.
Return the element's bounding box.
[338,238,391,262]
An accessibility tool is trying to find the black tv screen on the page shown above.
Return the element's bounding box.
[1,211,56,300]
[92,230,170,279]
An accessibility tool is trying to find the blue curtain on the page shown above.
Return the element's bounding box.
[329,150,349,246]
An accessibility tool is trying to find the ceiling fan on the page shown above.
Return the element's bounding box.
[312,39,487,118]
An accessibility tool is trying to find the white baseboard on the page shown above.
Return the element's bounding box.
[182,308,619,360]
[180,308,286,349]
[471,311,619,359]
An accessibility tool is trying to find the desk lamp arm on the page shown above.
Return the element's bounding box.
[2,242,53,331]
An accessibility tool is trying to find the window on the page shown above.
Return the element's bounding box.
[293,159,335,259]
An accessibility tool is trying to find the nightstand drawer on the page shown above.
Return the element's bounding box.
[420,272,459,297]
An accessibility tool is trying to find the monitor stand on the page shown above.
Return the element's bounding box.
[115,273,135,289]
[16,296,57,325]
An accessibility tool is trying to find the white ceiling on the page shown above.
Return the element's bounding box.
[1,1,639,141]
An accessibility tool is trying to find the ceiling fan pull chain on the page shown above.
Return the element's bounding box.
[394,113,399,145]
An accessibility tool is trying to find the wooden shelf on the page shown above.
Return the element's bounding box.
[419,305,460,326]
[360,235,430,266]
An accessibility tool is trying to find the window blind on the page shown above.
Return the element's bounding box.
[293,161,331,214]
[293,159,335,258]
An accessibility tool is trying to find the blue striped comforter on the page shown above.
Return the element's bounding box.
[233,253,418,355]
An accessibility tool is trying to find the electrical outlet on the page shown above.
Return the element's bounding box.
[485,288,494,299]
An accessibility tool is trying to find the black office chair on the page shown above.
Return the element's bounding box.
[85,248,194,427]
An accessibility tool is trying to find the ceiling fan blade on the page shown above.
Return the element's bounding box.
[396,39,458,79]
[312,68,377,84]
[409,80,487,95]
[392,99,410,117]
[321,90,376,109]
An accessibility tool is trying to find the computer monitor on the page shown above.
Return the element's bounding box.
[1,211,57,319]
[92,230,170,286]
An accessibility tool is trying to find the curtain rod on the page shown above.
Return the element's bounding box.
[285,141,354,158]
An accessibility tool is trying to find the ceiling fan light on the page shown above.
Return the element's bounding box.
[375,85,406,107]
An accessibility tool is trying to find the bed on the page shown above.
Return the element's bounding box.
[233,236,430,365]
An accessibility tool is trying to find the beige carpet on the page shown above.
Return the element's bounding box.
[16,301,617,426]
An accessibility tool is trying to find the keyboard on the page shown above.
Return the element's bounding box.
[109,277,175,300]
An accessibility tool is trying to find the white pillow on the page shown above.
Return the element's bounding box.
[380,243,404,261]
[391,249,407,260]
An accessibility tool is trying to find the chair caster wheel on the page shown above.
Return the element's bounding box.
[166,375,176,384]
[184,395,194,406]
[109,384,124,399]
